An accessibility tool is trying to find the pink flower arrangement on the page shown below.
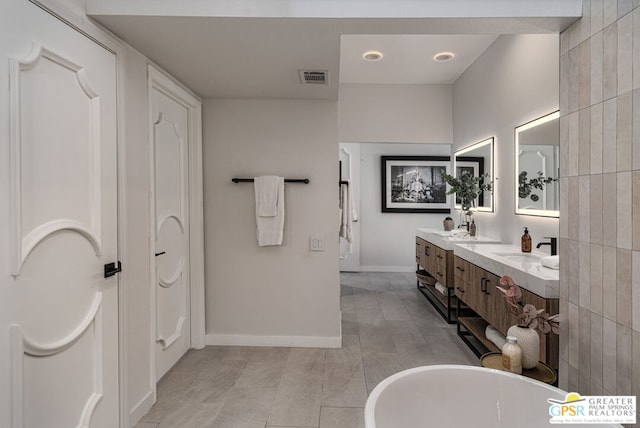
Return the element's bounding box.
[497,275,560,334]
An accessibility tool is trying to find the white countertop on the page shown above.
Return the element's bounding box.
[453,243,559,299]
[416,228,501,251]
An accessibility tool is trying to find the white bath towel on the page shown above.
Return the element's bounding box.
[435,281,447,296]
[255,176,280,217]
[339,181,357,243]
[540,255,560,270]
[254,176,285,246]
[485,325,507,350]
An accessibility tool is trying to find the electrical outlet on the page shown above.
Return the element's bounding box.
[309,237,325,251]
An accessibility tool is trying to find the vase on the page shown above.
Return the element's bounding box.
[443,217,454,231]
[506,325,540,369]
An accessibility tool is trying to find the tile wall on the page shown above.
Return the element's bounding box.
[558,0,640,401]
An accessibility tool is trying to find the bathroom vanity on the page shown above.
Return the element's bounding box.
[453,243,559,369]
[415,229,499,323]
[414,231,559,369]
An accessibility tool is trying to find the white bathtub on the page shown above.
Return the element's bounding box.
[365,365,624,428]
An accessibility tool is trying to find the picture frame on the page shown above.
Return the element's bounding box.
[454,156,485,207]
[381,156,451,213]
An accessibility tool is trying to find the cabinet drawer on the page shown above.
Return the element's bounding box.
[432,246,447,284]
[454,256,471,283]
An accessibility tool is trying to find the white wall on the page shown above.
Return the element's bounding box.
[453,34,560,246]
[203,99,341,346]
[357,142,452,271]
[339,83,453,144]
[339,83,453,271]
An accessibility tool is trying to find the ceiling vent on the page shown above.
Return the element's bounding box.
[298,70,329,85]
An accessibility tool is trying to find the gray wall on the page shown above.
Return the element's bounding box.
[452,34,560,246]
[203,99,341,345]
[339,83,453,144]
[558,0,640,397]
[339,83,453,271]
[357,142,451,271]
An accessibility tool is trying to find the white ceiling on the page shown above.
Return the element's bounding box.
[88,1,580,99]
[340,34,498,85]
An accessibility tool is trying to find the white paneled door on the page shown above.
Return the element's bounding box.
[339,143,361,272]
[0,2,119,428]
[150,71,192,380]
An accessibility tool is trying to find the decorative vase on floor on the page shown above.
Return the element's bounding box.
[506,325,540,369]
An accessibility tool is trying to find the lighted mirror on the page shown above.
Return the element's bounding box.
[515,111,560,217]
[453,137,494,212]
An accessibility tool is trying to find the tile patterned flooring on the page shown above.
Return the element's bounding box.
[135,272,478,428]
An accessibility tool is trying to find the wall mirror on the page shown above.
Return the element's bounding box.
[515,111,559,218]
[453,137,494,212]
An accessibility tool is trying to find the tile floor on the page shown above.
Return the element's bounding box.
[135,272,478,428]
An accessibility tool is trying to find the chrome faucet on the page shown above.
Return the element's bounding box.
[536,237,557,256]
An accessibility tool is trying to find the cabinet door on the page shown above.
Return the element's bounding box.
[415,237,423,267]
[443,249,454,288]
[485,272,512,334]
[470,264,490,319]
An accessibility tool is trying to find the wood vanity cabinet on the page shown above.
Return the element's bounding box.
[416,237,438,280]
[454,255,559,369]
[415,236,459,323]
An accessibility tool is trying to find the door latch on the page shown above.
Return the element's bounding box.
[104,261,122,278]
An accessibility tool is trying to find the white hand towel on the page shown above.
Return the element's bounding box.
[540,255,560,270]
[254,176,284,246]
[485,325,507,350]
[339,181,357,243]
[255,176,280,217]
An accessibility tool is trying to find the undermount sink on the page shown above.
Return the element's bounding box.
[434,230,468,237]
[492,252,543,263]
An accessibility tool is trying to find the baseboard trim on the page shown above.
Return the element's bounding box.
[129,391,154,427]
[360,265,415,273]
[205,334,342,349]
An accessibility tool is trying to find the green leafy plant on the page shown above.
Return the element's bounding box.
[441,169,492,216]
[518,171,557,202]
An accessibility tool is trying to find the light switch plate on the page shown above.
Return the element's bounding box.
[310,237,325,251]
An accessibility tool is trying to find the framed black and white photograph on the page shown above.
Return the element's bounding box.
[454,156,485,207]
[381,156,451,213]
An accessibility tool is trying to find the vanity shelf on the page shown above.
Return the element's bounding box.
[417,280,461,323]
[457,315,500,357]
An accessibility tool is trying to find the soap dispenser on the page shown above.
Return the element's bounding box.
[521,227,532,253]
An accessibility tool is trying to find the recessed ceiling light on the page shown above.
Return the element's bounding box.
[433,52,455,62]
[363,51,383,61]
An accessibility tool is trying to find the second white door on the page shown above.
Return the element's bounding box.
[339,143,361,272]
[151,72,191,380]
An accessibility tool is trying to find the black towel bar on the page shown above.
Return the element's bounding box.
[232,178,310,184]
